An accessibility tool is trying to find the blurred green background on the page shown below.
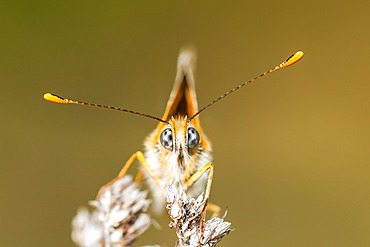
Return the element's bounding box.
[1,1,369,246]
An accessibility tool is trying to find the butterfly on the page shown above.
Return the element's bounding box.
[44,48,303,215]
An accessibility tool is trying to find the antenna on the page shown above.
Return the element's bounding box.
[43,93,170,125]
[188,51,304,122]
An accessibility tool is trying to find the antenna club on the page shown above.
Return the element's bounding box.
[44,93,69,104]
[280,51,304,69]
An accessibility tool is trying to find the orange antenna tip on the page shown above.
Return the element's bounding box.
[44,93,69,104]
[278,51,304,69]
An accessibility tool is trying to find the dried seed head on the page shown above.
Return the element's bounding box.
[166,185,231,247]
[71,175,154,247]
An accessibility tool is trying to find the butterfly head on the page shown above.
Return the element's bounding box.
[158,116,201,158]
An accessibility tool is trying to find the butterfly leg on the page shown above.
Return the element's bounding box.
[96,151,161,199]
[185,162,215,235]
[185,162,214,199]
[134,168,144,184]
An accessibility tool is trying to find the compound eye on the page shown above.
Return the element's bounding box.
[188,127,199,150]
[160,128,173,151]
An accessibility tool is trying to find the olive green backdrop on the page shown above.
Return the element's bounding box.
[1,1,369,246]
